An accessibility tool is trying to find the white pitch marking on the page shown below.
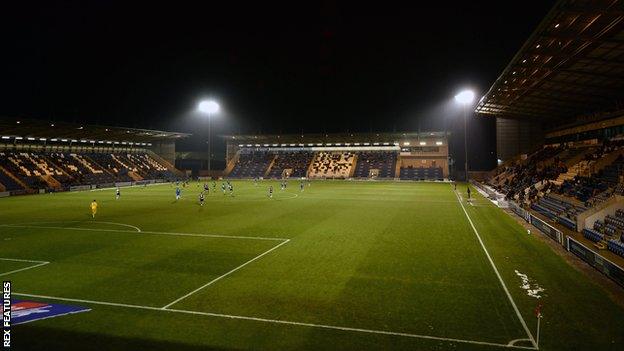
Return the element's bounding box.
[223,192,299,201]
[0,224,288,242]
[275,192,299,200]
[0,257,48,263]
[0,258,50,277]
[452,187,537,349]
[162,239,291,309]
[508,338,532,346]
[87,182,169,192]
[87,221,142,232]
[2,221,141,232]
[13,292,537,350]
[277,196,458,203]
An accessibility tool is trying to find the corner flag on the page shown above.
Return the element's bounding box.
[534,303,543,318]
[534,302,543,348]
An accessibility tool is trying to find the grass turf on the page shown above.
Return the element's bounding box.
[0,180,623,350]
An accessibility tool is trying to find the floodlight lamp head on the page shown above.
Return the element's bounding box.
[454,90,475,105]
[198,100,220,114]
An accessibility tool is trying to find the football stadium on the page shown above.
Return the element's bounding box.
[2,1,624,350]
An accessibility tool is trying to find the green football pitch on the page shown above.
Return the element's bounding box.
[1,180,623,350]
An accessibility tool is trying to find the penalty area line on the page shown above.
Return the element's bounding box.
[452,186,537,349]
[0,224,288,242]
[0,221,141,232]
[0,258,50,277]
[161,239,291,309]
[13,292,536,350]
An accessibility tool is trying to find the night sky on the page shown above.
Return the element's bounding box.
[0,1,555,170]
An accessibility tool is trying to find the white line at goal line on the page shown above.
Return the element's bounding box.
[12,291,536,350]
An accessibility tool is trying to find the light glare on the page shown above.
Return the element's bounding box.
[455,90,475,104]
[198,100,220,114]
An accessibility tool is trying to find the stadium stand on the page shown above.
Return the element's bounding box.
[308,152,355,178]
[229,150,274,178]
[88,153,134,182]
[488,146,569,203]
[0,159,25,190]
[267,151,315,178]
[583,228,605,243]
[0,119,187,193]
[531,194,586,230]
[224,132,449,180]
[48,153,114,186]
[590,209,624,258]
[227,149,402,179]
[0,151,179,191]
[0,152,49,189]
[399,166,443,180]
[608,239,624,258]
[353,151,397,178]
[475,0,624,287]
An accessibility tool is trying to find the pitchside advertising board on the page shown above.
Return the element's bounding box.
[2,281,91,349]
[567,238,624,287]
[510,202,530,221]
[529,215,563,245]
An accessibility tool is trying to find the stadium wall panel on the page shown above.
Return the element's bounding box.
[496,117,544,162]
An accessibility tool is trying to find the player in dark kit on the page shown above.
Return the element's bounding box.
[199,192,205,206]
[268,186,273,198]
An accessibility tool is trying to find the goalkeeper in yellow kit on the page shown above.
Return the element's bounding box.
[90,199,98,219]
